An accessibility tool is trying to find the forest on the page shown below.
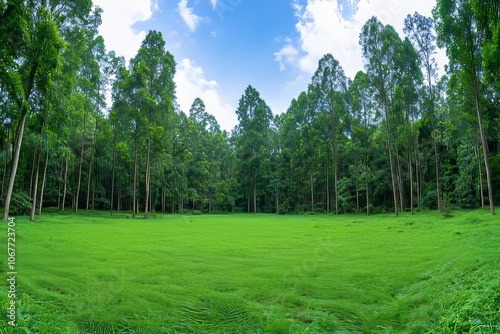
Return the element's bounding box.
[0,0,499,221]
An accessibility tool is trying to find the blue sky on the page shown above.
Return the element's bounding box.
[94,0,446,131]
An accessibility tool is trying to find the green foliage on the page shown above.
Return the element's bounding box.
[4,191,31,215]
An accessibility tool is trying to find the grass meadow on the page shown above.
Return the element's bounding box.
[0,210,499,333]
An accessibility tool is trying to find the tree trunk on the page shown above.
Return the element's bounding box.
[355,149,360,213]
[409,146,414,215]
[38,150,49,216]
[30,144,42,222]
[365,157,370,215]
[310,171,314,212]
[86,118,98,210]
[3,110,27,220]
[132,134,138,218]
[110,143,116,215]
[473,77,495,215]
[144,139,151,219]
[29,144,37,198]
[474,139,485,208]
[326,149,330,214]
[62,152,69,212]
[1,126,9,199]
[253,171,257,214]
[75,107,88,213]
[384,106,399,216]
[433,132,441,211]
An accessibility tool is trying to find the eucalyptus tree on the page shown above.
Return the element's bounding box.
[1,1,68,219]
[234,86,273,213]
[434,0,495,215]
[310,54,349,214]
[404,12,442,212]
[350,71,376,214]
[129,30,176,218]
[360,17,405,215]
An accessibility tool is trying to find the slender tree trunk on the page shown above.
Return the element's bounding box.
[473,78,495,215]
[86,118,98,210]
[144,139,151,219]
[326,150,330,214]
[38,150,49,216]
[132,134,138,218]
[396,149,404,212]
[409,146,414,215]
[416,154,421,211]
[474,139,485,208]
[57,156,63,210]
[1,127,9,199]
[30,144,42,222]
[62,152,69,212]
[384,106,399,216]
[432,132,441,211]
[110,142,116,215]
[3,110,27,220]
[75,107,88,213]
[365,156,370,215]
[355,149,360,213]
[29,145,37,198]
[253,171,257,214]
[310,171,314,212]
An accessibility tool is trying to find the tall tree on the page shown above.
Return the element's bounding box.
[310,54,349,215]
[435,0,495,215]
[1,1,67,219]
[234,86,273,213]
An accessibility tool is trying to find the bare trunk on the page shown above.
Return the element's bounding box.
[310,171,314,212]
[75,108,88,213]
[30,145,41,222]
[132,135,138,218]
[253,171,257,214]
[384,111,399,216]
[144,139,151,219]
[1,127,9,199]
[38,150,49,216]
[29,145,37,198]
[473,78,495,215]
[86,118,98,210]
[355,150,360,213]
[326,151,330,214]
[3,111,27,220]
[62,152,69,212]
[432,132,441,211]
[365,157,370,215]
[110,144,115,215]
[474,139,485,208]
[409,147,414,215]
[57,156,63,209]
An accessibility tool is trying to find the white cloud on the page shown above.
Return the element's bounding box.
[175,59,237,131]
[177,0,202,32]
[277,0,447,80]
[93,0,155,63]
[274,42,299,72]
[210,0,218,9]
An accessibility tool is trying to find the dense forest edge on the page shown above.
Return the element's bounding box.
[0,1,499,221]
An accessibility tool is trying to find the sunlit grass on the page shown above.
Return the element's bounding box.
[1,210,499,333]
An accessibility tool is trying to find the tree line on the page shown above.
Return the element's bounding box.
[1,0,498,221]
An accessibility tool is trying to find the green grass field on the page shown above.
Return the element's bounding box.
[1,210,499,333]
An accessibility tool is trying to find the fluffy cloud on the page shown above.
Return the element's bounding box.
[93,0,155,63]
[276,0,446,80]
[274,38,299,72]
[175,59,237,131]
[177,0,203,32]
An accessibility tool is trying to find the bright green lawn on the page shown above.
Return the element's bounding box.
[1,210,499,333]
